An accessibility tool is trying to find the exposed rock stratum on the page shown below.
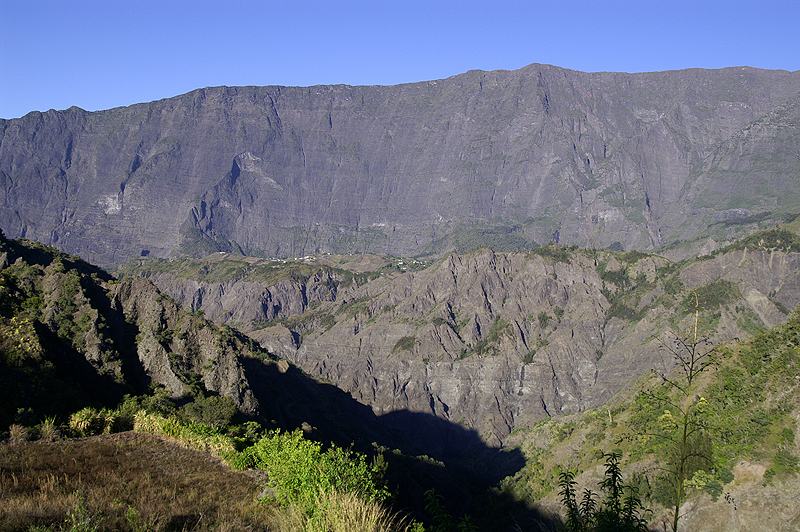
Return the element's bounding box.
[2,65,800,268]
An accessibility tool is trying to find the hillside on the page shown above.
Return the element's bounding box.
[2,224,800,530]
[502,300,800,531]
[2,65,800,269]
[120,222,800,456]
[0,432,273,531]
[0,231,410,450]
[0,231,540,530]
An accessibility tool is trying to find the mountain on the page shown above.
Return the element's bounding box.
[122,221,800,452]
[2,65,800,269]
[3,225,800,530]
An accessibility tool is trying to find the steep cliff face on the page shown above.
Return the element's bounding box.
[131,240,800,448]
[2,66,800,268]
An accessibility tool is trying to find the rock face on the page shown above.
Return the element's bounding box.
[134,245,800,450]
[0,236,411,451]
[2,65,800,268]
[109,276,261,414]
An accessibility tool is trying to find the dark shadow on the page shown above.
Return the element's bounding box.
[239,356,560,531]
[1,321,132,423]
[162,514,202,532]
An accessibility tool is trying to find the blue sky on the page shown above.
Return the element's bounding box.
[2,0,799,119]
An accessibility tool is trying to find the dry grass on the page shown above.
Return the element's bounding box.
[8,424,30,445]
[273,490,414,532]
[0,432,274,531]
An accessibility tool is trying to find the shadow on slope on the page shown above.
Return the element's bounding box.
[240,357,558,531]
[0,233,559,530]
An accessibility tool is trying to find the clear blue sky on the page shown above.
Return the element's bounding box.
[2,0,799,119]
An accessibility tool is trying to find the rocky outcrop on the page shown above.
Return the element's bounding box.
[2,66,800,268]
[108,276,260,414]
[137,246,800,450]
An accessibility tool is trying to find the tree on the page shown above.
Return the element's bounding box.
[650,292,715,531]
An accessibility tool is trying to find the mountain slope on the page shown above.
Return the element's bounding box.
[2,65,800,268]
[502,300,800,531]
[0,233,409,451]
[123,222,800,452]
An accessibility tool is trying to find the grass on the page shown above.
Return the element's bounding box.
[273,490,414,532]
[0,432,273,532]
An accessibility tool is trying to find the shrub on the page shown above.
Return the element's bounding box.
[530,244,573,264]
[8,423,29,444]
[718,467,735,485]
[246,429,389,513]
[133,411,236,456]
[181,394,238,428]
[424,489,477,532]
[559,453,650,532]
[537,311,550,329]
[703,479,723,501]
[65,492,103,532]
[69,408,119,436]
[392,336,417,354]
[686,280,741,311]
[39,416,61,441]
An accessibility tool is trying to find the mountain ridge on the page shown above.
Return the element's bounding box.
[3,64,800,268]
[122,220,800,450]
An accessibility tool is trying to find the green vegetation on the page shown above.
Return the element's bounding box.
[596,254,657,324]
[722,226,800,253]
[684,279,741,312]
[392,336,418,354]
[177,226,238,258]
[236,428,389,511]
[468,318,511,358]
[714,210,775,228]
[643,294,715,532]
[537,311,550,329]
[559,453,650,532]
[450,222,534,254]
[529,243,576,264]
[508,303,800,528]
[422,490,478,532]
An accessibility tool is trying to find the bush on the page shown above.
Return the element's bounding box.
[245,429,389,512]
[392,336,417,354]
[69,408,120,436]
[703,479,723,501]
[559,453,650,532]
[8,423,29,444]
[718,467,735,485]
[133,411,236,456]
[537,311,550,329]
[39,416,61,441]
[181,394,238,428]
